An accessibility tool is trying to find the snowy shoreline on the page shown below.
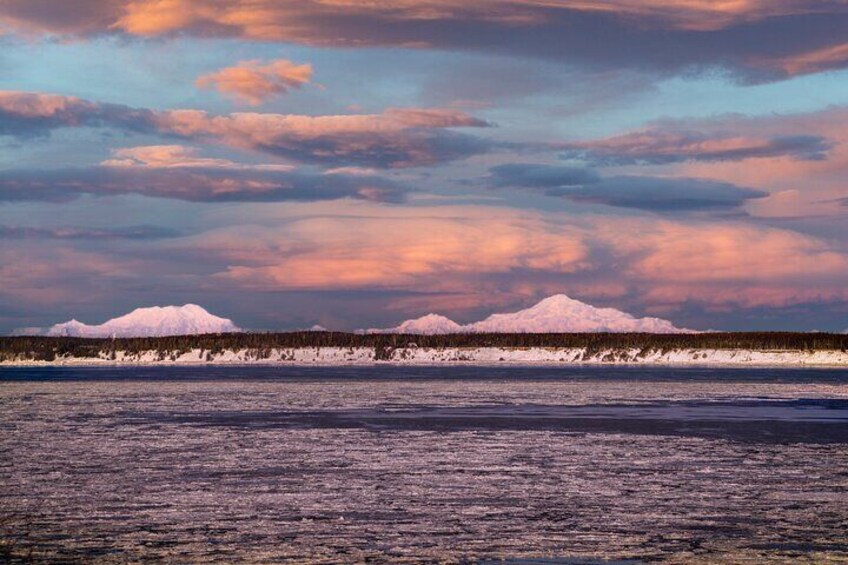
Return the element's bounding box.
[2,346,847,368]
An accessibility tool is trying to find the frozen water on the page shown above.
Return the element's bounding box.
[1,366,847,563]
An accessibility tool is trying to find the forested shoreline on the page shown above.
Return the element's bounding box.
[2,332,847,363]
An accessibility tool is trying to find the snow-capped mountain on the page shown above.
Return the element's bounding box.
[466,294,685,333]
[367,294,689,334]
[46,304,241,338]
[366,314,464,335]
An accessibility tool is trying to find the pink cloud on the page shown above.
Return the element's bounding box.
[751,42,848,77]
[164,202,848,311]
[5,1,828,37]
[0,90,492,167]
[0,91,89,117]
[676,114,848,218]
[0,91,105,135]
[196,59,313,105]
[604,219,848,282]
[4,200,848,326]
[3,1,848,80]
[153,107,487,139]
[150,106,491,167]
[191,205,589,290]
[562,107,848,218]
[101,144,295,171]
[0,163,409,205]
[593,216,848,308]
[0,244,147,306]
[559,128,830,165]
[102,145,247,169]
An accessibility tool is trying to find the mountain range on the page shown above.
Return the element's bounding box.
[26,294,689,337]
[366,294,688,334]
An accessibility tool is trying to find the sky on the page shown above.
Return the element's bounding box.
[1,0,848,333]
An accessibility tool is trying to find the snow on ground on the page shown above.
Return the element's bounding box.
[4,346,847,367]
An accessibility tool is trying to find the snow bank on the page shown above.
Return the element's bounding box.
[4,346,846,367]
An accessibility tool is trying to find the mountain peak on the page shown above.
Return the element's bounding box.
[471,294,686,333]
[367,313,463,335]
[45,305,241,338]
[523,294,589,312]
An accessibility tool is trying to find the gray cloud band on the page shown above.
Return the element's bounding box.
[2,1,848,81]
[0,166,410,204]
[489,164,768,212]
[0,92,492,169]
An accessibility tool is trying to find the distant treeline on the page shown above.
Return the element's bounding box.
[2,332,847,362]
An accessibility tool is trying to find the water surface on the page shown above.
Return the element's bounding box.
[2,366,847,563]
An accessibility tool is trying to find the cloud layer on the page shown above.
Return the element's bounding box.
[0,91,492,168]
[0,225,180,240]
[157,202,848,313]
[559,130,832,166]
[4,1,848,82]
[3,7,848,335]
[0,151,409,203]
[4,200,848,332]
[489,164,768,212]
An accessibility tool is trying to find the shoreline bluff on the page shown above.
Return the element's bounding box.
[3,346,847,368]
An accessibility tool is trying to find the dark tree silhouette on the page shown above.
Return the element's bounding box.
[2,332,847,363]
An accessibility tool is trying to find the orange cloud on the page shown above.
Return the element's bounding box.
[196,59,313,105]
[116,0,203,35]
